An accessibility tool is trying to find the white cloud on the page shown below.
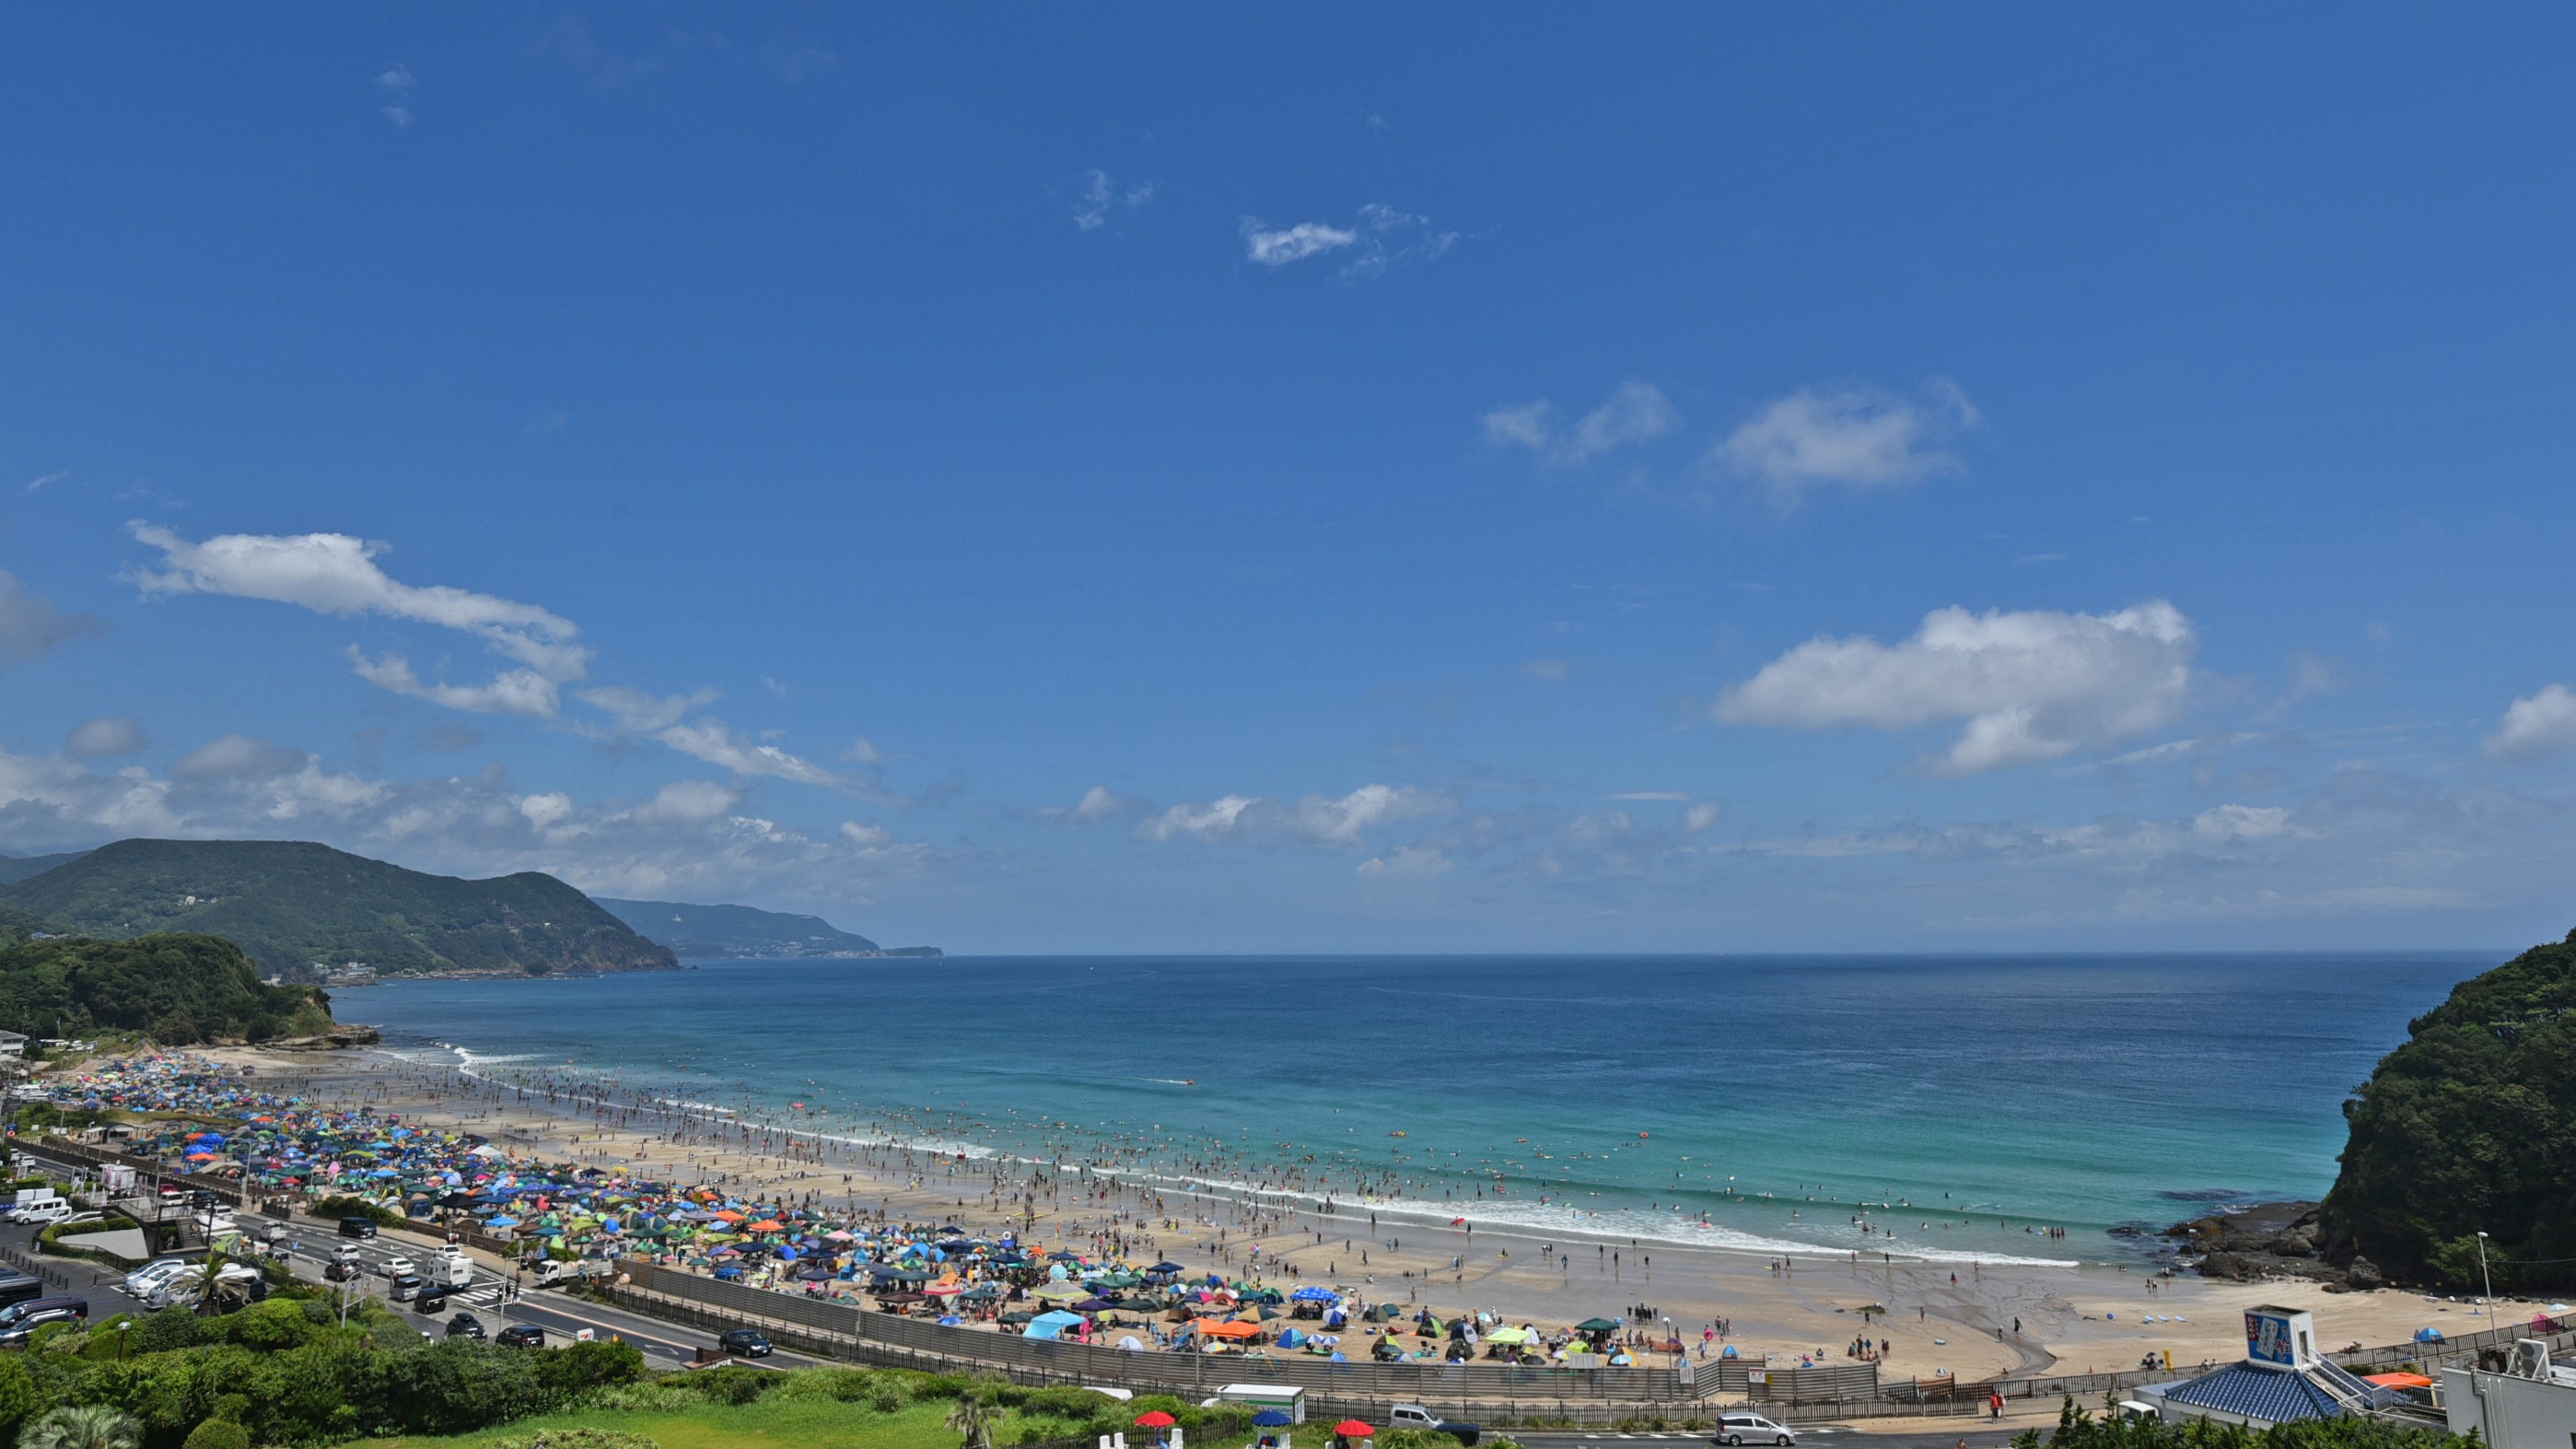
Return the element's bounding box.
[24,473,64,495]
[1055,785,1150,826]
[518,791,574,832]
[0,569,104,660]
[1137,784,1450,847]
[1684,801,1723,833]
[1486,382,1677,465]
[2485,684,2576,762]
[654,720,843,788]
[839,820,892,847]
[130,524,589,708]
[1521,658,1572,684]
[1358,845,1453,881]
[350,651,563,718]
[1714,380,1978,503]
[1714,601,2197,775]
[2193,804,2293,842]
[64,717,147,759]
[631,779,741,824]
[1241,219,1358,267]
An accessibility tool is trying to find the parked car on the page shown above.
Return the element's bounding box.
[0,1276,41,1313]
[496,1325,545,1349]
[1712,1415,1795,1447]
[338,1216,378,1240]
[0,1297,86,1346]
[122,1257,194,1295]
[1387,1406,1479,1444]
[717,1328,772,1358]
[388,1274,425,1302]
[446,1313,485,1340]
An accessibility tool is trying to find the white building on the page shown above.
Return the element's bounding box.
[0,1032,26,1060]
[2444,1340,2576,1449]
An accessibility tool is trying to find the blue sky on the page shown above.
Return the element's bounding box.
[5,6,2576,952]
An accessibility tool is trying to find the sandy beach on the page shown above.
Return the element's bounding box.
[183,1043,2529,1392]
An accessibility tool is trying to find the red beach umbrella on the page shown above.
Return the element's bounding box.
[1334,1423,1375,1438]
[1135,1412,1178,1428]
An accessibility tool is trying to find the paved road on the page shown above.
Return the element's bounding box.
[4,1146,814,1367]
[1512,1432,2022,1449]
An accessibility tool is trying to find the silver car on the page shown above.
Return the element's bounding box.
[1712,1414,1794,1446]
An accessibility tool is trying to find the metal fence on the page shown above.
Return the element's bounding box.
[612,1259,1731,1409]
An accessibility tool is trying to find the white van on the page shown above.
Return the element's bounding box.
[10,1200,72,1227]
[1711,1413,1794,1446]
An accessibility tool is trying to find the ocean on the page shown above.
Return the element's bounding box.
[332,951,2480,1268]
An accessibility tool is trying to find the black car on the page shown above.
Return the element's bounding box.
[446,1313,485,1340]
[717,1328,772,1358]
[338,1216,378,1240]
[414,1290,448,1315]
[495,1324,545,1349]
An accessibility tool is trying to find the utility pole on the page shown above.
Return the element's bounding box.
[2476,1232,2497,1335]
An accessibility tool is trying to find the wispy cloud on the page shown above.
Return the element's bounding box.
[1241,203,1455,277]
[376,64,416,128]
[0,569,105,660]
[128,523,590,709]
[1713,380,1979,504]
[1486,381,1679,466]
[23,473,64,496]
[1072,169,1154,231]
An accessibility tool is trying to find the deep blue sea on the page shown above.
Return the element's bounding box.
[332,952,2480,1268]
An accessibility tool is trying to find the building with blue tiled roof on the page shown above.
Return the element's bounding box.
[2134,1306,2395,1430]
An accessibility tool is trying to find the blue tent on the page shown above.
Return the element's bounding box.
[1024,1311,1090,1340]
[1291,1287,1336,1302]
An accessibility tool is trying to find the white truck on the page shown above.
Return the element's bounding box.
[1385,1406,1480,1444]
[531,1259,612,1288]
[431,1245,475,1290]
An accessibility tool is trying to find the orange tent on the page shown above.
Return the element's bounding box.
[712,1209,746,1222]
[2365,1373,2434,1390]
[1195,1318,1262,1339]
[746,1220,786,1232]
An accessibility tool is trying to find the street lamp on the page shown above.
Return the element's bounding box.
[2476,1233,2497,1333]
[114,1320,130,1361]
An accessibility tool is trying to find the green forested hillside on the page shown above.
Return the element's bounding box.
[0,851,86,885]
[0,902,53,946]
[596,897,881,956]
[0,934,336,1043]
[0,839,677,979]
[2323,929,2576,1289]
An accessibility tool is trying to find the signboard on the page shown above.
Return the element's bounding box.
[2245,1311,2296,1366]
[1746,1369,1769,1385]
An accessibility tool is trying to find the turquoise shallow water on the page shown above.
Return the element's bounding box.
[333,951,2478,1266]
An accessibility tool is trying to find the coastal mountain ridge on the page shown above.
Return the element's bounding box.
[0,850,87,885]
[2317,926,2576,1291]
[595,897,939,959]
[0,932,343,1045]
[0,838,677,981]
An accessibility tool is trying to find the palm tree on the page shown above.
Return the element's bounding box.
[21,1406,143,1449]
[180,1248,253,1316]
[944,1391,1000,1449]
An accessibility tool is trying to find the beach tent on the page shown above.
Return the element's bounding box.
[1024,1310,1090,1339]
[1195,1318,1263,1340]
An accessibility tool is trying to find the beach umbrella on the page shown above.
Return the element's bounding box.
[1333,1422,1374,1438]
[1254,1411,1293,1427]
[1136,1412,1178,1429]
[1576,1317,1622,1332]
